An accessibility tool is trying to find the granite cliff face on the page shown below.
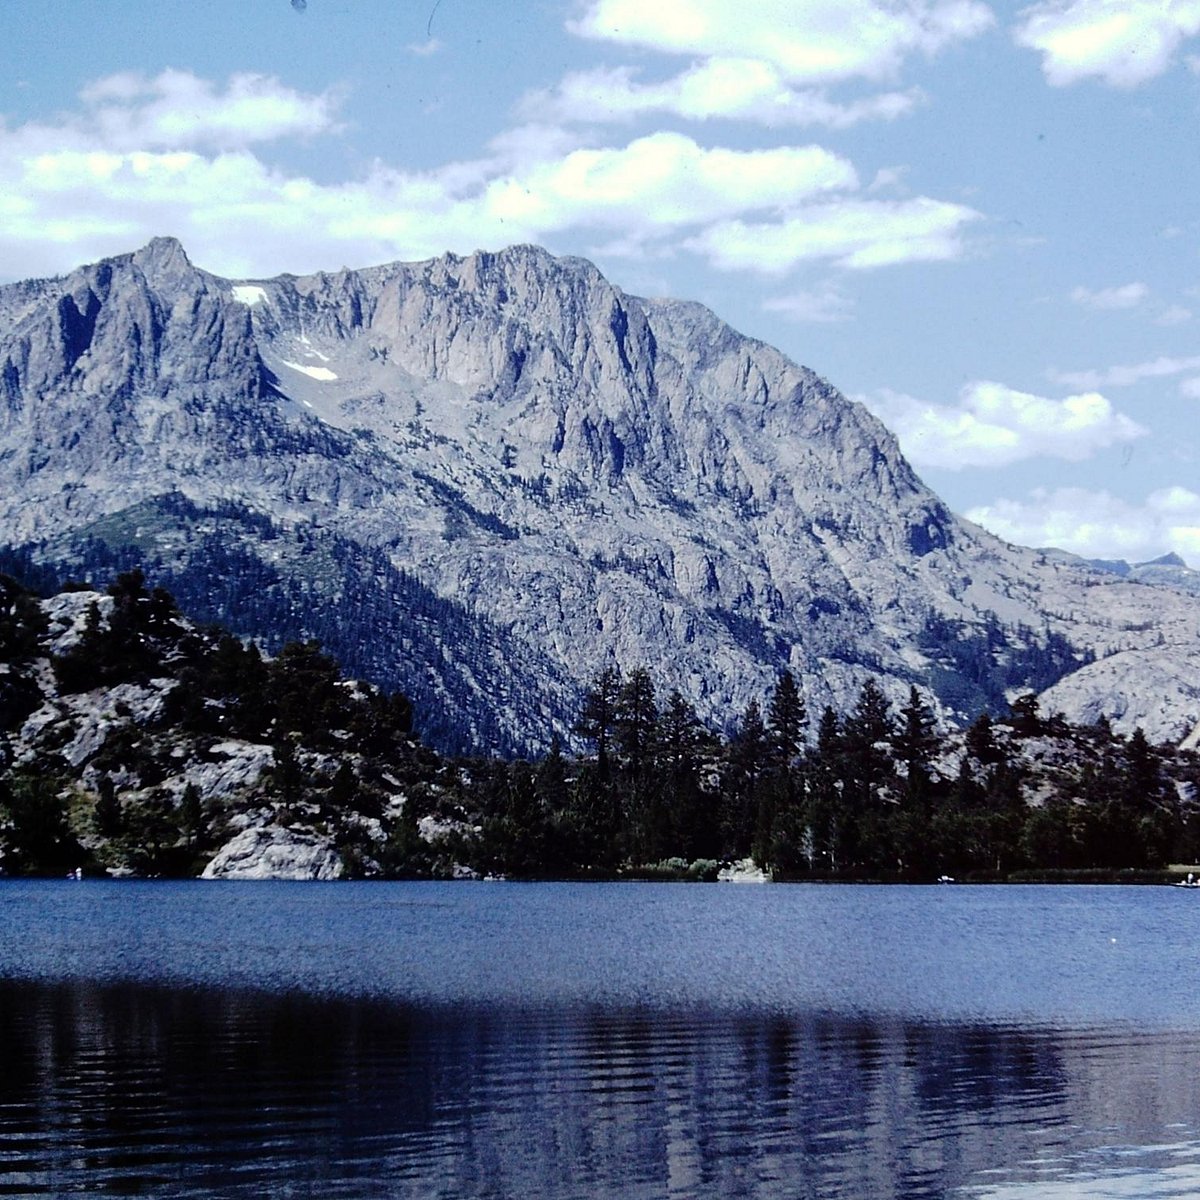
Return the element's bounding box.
[3,238,1199,748]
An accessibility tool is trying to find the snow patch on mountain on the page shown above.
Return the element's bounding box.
[281,359,338,381]
[231,285,268,307]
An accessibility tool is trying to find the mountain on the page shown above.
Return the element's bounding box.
[1042,548,1200,596]
[2,238,1199,750]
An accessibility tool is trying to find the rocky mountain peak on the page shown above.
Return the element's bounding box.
[130,236,198,288]
[3,239,1200,751]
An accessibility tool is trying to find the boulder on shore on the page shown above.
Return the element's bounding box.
[201,825,343,881]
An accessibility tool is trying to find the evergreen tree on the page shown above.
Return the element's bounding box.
[535,734,574,873]
[0,771,79,875]
[566,762,622,873]
[93,774,123,837]
[536,734,569,812]
[270,640,344,743]
[722,699,769,858]
[894,685,938,807]
[574,665,622,777]
[844,679,893,799]
[0,575,46,663]
[379,798,428,878]
[767,670,806,763]
[839,679,895,870]
[615,668,659,775]
[1008,692,1043,735]
[659,690,713,859]
[179,783,206,848]
[805,706,846,872]
[965,711,1004,766]
[616,667,661,863]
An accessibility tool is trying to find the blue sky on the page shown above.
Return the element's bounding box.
[4,0,1200,565]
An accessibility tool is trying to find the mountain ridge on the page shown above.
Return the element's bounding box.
[3,238,1199,751]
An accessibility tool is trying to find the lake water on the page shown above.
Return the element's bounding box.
[3,881,1200,1198]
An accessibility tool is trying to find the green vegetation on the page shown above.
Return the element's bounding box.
[1,568,1198,881]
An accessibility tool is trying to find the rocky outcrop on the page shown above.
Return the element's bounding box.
[3,240,1200,747]
[200,825,343,881]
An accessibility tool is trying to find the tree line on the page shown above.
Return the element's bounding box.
[464,665,1200,881]
[1,569,1198,880]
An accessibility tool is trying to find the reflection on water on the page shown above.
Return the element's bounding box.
[5,880,1200,1197]
[968,1141,1200,1200]
[4,980,1200,1198]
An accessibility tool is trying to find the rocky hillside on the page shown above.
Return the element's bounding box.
[3,573,1198,883]
[0,571,465,880]
[2,239,1199,751]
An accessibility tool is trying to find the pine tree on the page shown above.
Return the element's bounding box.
[574,665,622,777]
[722,698,769,858]
[1008,692,1042,735]
[94,774,123,837]
[615,668,659,773]
[0,771,80,875]
[894,685,938,806]
[965,711,1003,765]
[767,670,806,763]
[179,783,206,847]
[659,690,712,859]
[616,667,661,863]
[844,678,893,798]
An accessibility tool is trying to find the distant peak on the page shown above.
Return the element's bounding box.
[134,236,192,267]
[1138,552,1188,569]
[128,236,204,290]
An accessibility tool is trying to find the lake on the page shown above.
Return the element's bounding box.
[3,880,1200,1198]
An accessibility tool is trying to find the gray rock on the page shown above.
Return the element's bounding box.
[3,240,1200,746]
[201,825,344,881]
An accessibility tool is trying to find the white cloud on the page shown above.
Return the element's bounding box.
[0,69,985,284]
[1014,0,1200,87]
[405,37,444,56]
[763,285,854,323]
[0,76,911,279]
[1180,377,1200,398]
[1050,354,1200,389]
[570,0,995,85]
[689,197,982,273]
[861,380,1147,469]
[479,132,858,233]
[1069,281,1148,309]
[75,69,340,150]
[966,486,1200,564]
[518,60,925,128]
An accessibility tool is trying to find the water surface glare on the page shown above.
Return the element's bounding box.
[2,880,1200,1197]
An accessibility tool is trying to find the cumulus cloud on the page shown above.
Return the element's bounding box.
[479,132,858,232]
[518,60,924,128]
[74,69,341,150]
[530,1,987,134]
[0,71,983,281]
[861,380,1147,469]
[1014,0,1200,87]
[1070,281,1148,309]
[966,486,1200,564]
[689,197,982,273]
[1050,353,1200,389]
[570,0,995,84]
